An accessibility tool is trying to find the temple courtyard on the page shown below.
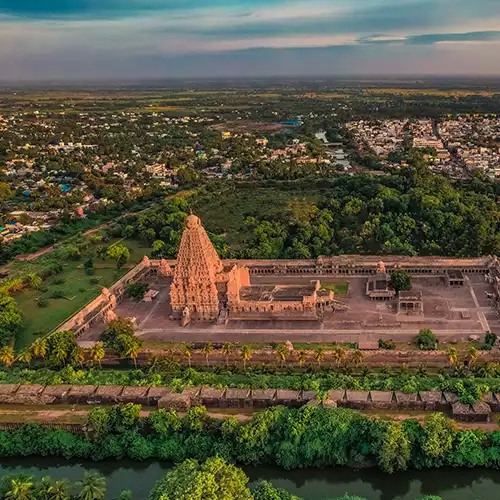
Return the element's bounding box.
[78,272,500,344]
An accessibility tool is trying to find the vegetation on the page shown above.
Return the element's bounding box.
[415,329,438,351]
[125,283,149,301]
[390,271,411,292]
[101,319,142,365]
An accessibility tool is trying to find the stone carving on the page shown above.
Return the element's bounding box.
[142,256,151,267]
[377,261,386,273]
[103,309,117,324]
[158,259,173,277]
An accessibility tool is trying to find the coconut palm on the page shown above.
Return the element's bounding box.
[0,346,15,368]
[182,345,192,368]
[30,338,47,360]
[221,342,233,368]
[122,339,141,368]
[89,342,105,367]
[349,349,364,367]
[77,471,106,500]
[202,341,213,367]
[314,347,325,369]
[5,478,34,500]
[71,346,86,367]
[47,479,71,500]
[240,345,253,370]
[53,344,68,366]
[447,347,458,367]
[276,344,288,368]
[26,273,42,290]
[332,346,346,368]
[16,350,32,367]
[297,350,306,368]
[466,346,478,367]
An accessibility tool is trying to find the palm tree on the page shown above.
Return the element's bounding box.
[16,350,32,367]
[466,346,478,367]
[71,346,85,367]
[183,345,192,368]
[276,344,288,368]
[30,338,47,360]
[349,349,364,368]
[221,342,233,368]
[77,471,107,500]
[47,479,71,500]
[240,345,253,370]
[0,346,15,368]
[202,341,213,367]
[447,347,458,367]
[123,339,141,368]
[5,478,34,500]
[297,350,306,368]
[26,273,42,290]
[53,344,68,366]
[332,346,346,368]
[417,363,428,376]
[89,342,105,367]
[314,347,325,369]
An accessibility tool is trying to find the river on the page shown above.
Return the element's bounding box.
[1,458,500,499]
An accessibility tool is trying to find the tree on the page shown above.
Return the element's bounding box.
[466,346,478,367]
[332,346,346,367]
[86,407,111,441]
[25,273,42,290]
[297,350,306,368]
[125,283,149,301]
[101,318,136,354]
[378,422,411,473]
[390,271,411,292]
[253,481,302,500]
[447,347,458,367]
[30,338,47,360]
[119,336,141,367]
[183,345,192,368]
[149,457,253,500]
[77,472,107,500]
[314,347,325,368]
[240,345,253,370]
[46,330,77,367]
[202,341,213,367]
[422,412,456,461]
[118,491,133,500]
[71,346,86,367]
[0,346,15,367]
[5,478,34,500]
[47,479,71,500]
[221,342,233,368]
[415,329,437,350]
[89,342,105,367]
[16,350,32,367]
[276,344,288,368]
[349,350,364,367]
[152,240,166,258]
[107,244,130,269]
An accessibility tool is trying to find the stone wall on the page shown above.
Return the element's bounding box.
[0,384,495,421]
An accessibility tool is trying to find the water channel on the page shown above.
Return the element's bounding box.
[1,458,500,499]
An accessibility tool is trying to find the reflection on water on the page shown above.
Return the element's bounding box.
[1,458,500,500]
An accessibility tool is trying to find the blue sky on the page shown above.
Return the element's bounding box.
[1,0,499,81]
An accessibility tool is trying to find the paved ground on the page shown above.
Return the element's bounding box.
[79,273,500,344]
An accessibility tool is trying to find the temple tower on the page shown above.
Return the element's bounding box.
[170,213,223,322]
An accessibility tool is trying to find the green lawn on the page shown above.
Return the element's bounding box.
[320,282,349,295]
[13,237,151,350]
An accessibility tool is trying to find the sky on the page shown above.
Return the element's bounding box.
[1,0,500,81]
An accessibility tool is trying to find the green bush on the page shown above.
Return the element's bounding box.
[37,298,48,308]
[89,278,99,285]
[378,339,396,350]
[415,329,437,351]
[126,283,149,301]
[50,289,65,299]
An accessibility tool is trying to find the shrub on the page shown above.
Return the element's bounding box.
[89,278,99,285]
[390,270,411,292]
[50,290,65,299]
[37,298,48,308]
[126,283,149,301]
[53,278,65,285]
[378,339,396,350]
[415,329,437,350]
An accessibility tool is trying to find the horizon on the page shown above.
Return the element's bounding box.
[1,0,500,81]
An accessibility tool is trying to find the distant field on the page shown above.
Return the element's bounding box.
[363,88,497,97]
[298,93,349,99]
[321,282,350,295]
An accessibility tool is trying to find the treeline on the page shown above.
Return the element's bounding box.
[0,405,499,475]
[110,155,500,260]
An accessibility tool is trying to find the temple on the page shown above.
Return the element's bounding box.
[170,213,339,325]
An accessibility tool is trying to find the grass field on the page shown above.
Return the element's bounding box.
[13,237,151,350]
[320,282,350,295]
[363,88,497,97]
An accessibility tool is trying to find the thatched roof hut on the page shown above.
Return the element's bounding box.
[199,388,226,408]
[345,391,370,409]
[158,393,191,411]
[0,384,20,403]
[300,390,317,403]
[251,389,277,408]
[394,391,423,410]
[224,388,251,409]
[443,392,459,406]
[369,391,394,409]
[42,385,71,403]
[6,384,49,405]
[118,386,150,405]
[327,390,346,404]
[66,385,98,404]
[94,386,124,404]
[181,387,201,405]
[419,391,445,411]
[147,387,172,405]
[452,401,491,422]
[274,390,301,407]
